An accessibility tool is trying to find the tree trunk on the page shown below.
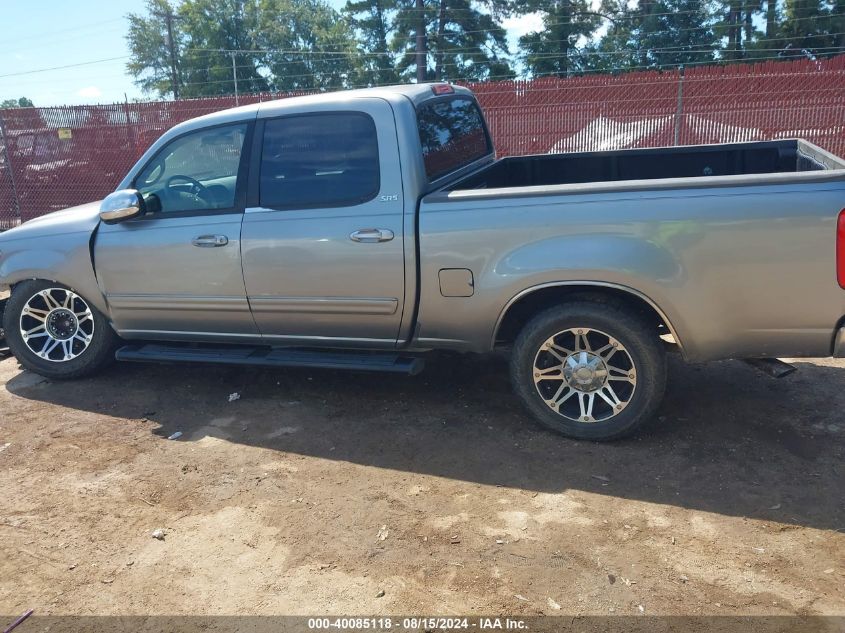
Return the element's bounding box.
[640,0,658,67]
[727,0,741,60]
[375,0,391,84]
[557,1,570,78]
[836,0,845,54]
[766,0,777,40]
[743,1,753,52]
[415,0,426,82]
[434,0,447,80]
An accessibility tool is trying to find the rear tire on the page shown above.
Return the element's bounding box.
[3,280,117,380]
[510,300,666,440]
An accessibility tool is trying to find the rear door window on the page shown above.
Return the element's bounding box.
[259,113,380,209]
[416,97,491,181]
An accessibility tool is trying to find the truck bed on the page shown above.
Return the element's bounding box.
[418,136,845,362]
[446,139,845,191]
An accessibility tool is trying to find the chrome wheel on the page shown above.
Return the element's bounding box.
[19,288,94,363]
[533,327,637,423]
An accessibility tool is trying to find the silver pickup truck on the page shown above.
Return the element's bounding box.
[2,83,845,440]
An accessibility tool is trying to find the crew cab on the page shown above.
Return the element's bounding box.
[1,83,845,440]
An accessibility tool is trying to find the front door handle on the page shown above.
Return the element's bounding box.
[192,234,229,247]
[349,228,394,243]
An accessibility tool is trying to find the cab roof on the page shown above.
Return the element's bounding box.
[178,83,475,132]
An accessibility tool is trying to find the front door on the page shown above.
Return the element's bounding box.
[241,100,405,347]
[95,122,258,341]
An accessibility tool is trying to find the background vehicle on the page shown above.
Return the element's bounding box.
[2,83,845,440]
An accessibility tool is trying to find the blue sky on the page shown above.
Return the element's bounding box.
[0,0,543,107]
[1,0,145,105]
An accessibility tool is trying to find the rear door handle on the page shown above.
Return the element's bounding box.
[349,228,394,243]
[192,234,229,247]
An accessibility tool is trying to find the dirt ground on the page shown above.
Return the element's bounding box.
[0,348,843,619]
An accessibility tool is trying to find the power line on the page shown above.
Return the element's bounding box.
[466,60,845,83]
[0,56,129,79]
[8,48,843,92]
[3,9,837,80]
[187,30,845,58]
[388,5,831,20]
[254,42,845,57]
[381,6,845,31]
[179,73,845,97]
[7,41,843,91]
[11,72,135,87]
[173,54,845,97]
[0,17,124,52]
[0,28,127,57]
[3,6,835,69]
[514,45,845,61]
[23,52,836,102]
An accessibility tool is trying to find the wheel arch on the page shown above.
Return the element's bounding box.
[493,281,686,357]
[0,247,108,317]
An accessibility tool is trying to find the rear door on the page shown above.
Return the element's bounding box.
[240,99,405,347]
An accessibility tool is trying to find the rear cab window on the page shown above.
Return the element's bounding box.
[416,96,492,182]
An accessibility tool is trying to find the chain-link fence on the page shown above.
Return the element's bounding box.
[469,55,845,158]
[1,56,843,228]
[0,93,282,227]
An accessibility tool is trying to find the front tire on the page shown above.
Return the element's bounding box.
[510,300,666,440]
[3,280,117,380]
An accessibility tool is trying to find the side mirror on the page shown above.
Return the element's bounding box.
[99,189,145,224]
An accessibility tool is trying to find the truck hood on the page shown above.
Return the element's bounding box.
[0,200,102,242]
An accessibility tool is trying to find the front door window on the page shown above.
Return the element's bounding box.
[134,123,248,214]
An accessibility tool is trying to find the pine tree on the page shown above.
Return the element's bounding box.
[126,0,183,97]
[727,0,845,60]
[179,0,269,97]
[714,0,771,60]
[584,0,718,71]
[392,0,513,81]
[344,0,401,85]
[651,0,718,67]
[127,0,363,97]
[580,0,639,72]
[831,0,845,55]
[255,0,361,91]
[519,0,602,77]
[777,0,844,58]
